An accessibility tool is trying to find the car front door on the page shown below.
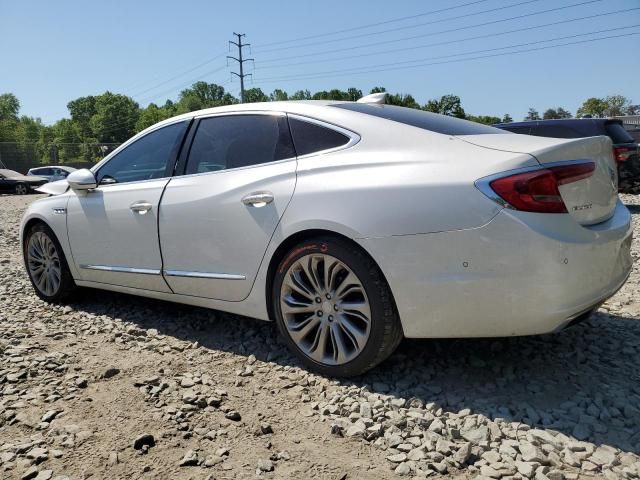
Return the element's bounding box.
[159,112,297,301]
[66,120,189,291]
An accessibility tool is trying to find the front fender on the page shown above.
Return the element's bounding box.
[20,194,79,279]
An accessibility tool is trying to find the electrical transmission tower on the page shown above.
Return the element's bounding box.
[227,33,254,103]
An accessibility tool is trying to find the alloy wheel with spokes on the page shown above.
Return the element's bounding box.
[280,253,372,366]
[23,223,75,302]
[27,231,62,297]
[15,183,28,195]
[273,237,403,376]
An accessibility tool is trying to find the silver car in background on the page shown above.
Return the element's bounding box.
[27,166,76,182]
[20,98,632,376]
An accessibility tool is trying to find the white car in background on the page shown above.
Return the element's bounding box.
[20,97,633,376]
[27,166,76,182]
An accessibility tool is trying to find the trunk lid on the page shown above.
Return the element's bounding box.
[460,133,618,225]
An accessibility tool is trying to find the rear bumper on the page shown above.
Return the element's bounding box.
[359,201,633,338]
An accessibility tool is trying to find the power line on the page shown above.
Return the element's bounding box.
[227,33,254,103]
[129,54,227,99]
[257,0,606,61]
[254,7,640,70]
[253,31,639,84]
[255,0,494,47]
[255,0,601,54]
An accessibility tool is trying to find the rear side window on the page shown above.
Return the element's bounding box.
[185,115,295,175]
[288,117,351,156]
[530,125,580,139]
[605,122,635,144]
[334,103,506,135]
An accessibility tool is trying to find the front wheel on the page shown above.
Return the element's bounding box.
[24,223,76,302]
[272,237,403,377]
[15,183,28,195]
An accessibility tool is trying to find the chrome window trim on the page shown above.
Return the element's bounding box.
[163,270,246,280]
[474,159,595,210]
[90,118,192,178]
[80,264,161,275]
[287,113,361,159]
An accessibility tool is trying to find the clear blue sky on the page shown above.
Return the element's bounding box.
[2,0,639,123]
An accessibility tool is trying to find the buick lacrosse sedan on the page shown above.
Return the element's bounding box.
[21,97,633,376]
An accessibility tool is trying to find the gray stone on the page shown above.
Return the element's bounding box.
[133,433,155,450]
[453,442,472,464]
[178,449,199,466]
[461,425,489,444]
[520,442,546,463]
[386,453,407,463]
[257,459,274,472]
[395,462,411,476]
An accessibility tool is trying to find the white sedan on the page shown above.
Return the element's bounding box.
[20,96,633,376]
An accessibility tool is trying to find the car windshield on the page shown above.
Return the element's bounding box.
[0,169,21,178]
[605,122,635,144]
[333,103,508,135]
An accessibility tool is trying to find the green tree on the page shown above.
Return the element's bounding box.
[467,115,501,125]
[243,87,269,103]
[67,96,97,139]
[269,89,289,101]
[387,93,419,109]
[89,92,139,143]
[52,118,82,163]
[543,107,571,119]
[576,97,607,118]
[370,86,386,94]
[136,103,173,131]
[289,89,311,100]
[501,113,513,123]
[524,108,540,120]
[424,95,465,118]
[603,95,631,117]
[177,82,236,112]
[0,93,20,121]
[347,88,363,101]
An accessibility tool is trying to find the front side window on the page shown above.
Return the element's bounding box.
[97,121,187,184]
[185,114,295,175]
[288,117,351,156]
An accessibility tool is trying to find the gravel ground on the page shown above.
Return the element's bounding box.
[1,193,639,480]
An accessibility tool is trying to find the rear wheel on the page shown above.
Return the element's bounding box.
[15,183,28,195]
[272,237,403,377]
[24,223,76,302]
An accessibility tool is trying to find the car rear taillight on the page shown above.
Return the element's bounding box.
[613,146,636,162]
[489,162,595,213]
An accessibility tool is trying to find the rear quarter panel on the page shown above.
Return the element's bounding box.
[281,117,537,238]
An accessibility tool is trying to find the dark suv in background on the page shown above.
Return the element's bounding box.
[494,118,639,193]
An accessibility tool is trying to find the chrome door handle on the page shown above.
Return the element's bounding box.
[241,192,274,207]
[130,201,152,214]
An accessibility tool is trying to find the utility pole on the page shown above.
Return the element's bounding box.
[227,33,254,103]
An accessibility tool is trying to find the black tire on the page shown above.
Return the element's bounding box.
[15,183,29,195]
[272,236,403,377]
[23,222,76,302]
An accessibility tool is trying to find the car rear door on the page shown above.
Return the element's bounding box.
[66,120,189,291]
[158,112,297,301]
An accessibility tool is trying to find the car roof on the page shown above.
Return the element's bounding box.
[151,100,349,128]
[0,169,20,177]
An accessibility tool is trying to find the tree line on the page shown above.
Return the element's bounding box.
[0,85,637,167]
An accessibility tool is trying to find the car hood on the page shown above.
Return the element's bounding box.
[35,179,70,195]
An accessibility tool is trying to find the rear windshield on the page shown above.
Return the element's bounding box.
[333,103,507,136]
[605,122,635,144]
